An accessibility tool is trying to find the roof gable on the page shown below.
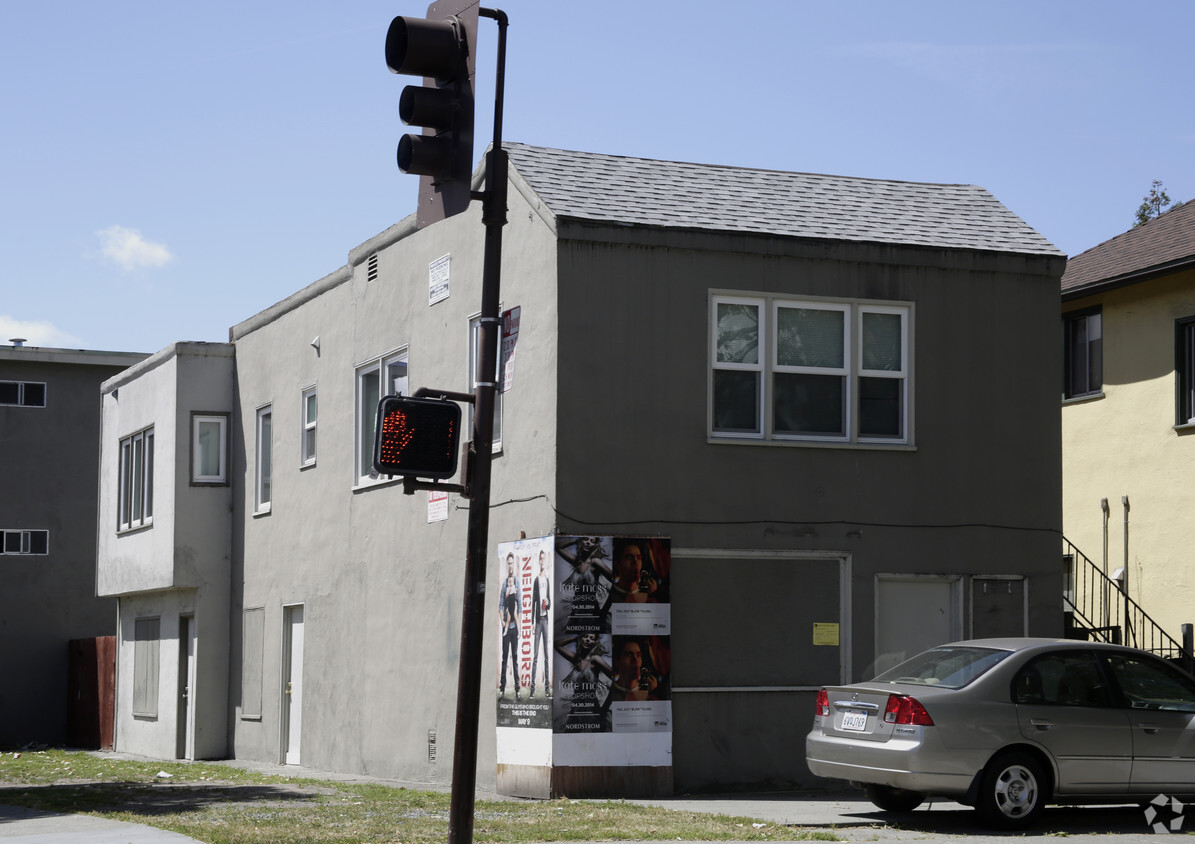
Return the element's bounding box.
[505,143,1061,257]
[1062,199,1195,296]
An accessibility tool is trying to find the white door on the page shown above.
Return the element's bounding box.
[874,575,961,676]
[282,605,305,765]
[176,615,195,759]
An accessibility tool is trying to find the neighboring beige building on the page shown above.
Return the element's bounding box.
[1061,199,1195,655]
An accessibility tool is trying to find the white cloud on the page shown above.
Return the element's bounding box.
[95,225,174,271]
[0,316,84,349]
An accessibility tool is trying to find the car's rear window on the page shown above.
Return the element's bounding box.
[873,646,1010,689]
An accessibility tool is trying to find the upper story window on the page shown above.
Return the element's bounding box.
[2,529,49,555]
[1063,308,1102,400]
[118,427,154,531]
[1176,317,1195,425]
[255,405,272,513]
[0,381,46,407]
[301,387,317,466]
[192,413,229,484]
[355,350,408,485]
[711,294,911,445]
[468,314,502,452]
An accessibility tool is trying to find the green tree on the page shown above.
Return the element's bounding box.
[1135,179,1174,226]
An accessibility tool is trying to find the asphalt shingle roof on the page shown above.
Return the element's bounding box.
[505,143,1061,257]
[1061,199,1195,295]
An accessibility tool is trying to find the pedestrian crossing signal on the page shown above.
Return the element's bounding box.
[373,395,461,479]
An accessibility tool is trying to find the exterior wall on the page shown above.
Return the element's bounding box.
[1062,266,1195,644]
[98,343,234,759]
[551,229,1064,790]
[228,188,559,784]
[0,347,145,746]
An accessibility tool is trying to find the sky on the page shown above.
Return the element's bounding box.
[2,1,1192,354]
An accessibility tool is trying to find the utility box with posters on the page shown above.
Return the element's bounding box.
[494,535,673,799]
[372,395,461,479]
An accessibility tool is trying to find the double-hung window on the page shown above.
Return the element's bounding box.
[300,387,317,466]
[1176,317,1195,425]
[255,406,272,512]
[711,294,911,444]
[355,350,408,483]
[118,427,154,530]
[192,413,228,484]
[1063,308,1102,400]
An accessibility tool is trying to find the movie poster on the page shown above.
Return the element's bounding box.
[553,536,672,742]
[495,536,554,731]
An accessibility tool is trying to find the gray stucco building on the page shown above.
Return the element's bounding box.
[1,343,146,748]
[96,144,1065,792]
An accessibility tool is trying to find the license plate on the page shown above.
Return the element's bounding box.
[841,710,868,732]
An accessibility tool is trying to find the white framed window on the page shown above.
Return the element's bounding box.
[1,529,49,555]
[255,405,272,513]
[468,314,502,452]
[118,427,154,531]
[192,412,228,484]
[355,350,408,484]
[300,387,317,466]
[0,381,46,407]
[711,294,911,445]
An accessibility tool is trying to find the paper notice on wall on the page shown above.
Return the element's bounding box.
[501,306,520,393]
[427,490,449,522]
[813,622,839,646]
[429,254,450,305]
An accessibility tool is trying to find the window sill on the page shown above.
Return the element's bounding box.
[1062,391,1104,406]
[116,523,153,537]
[709,435,916,452]
[253,505,271,518]
[1174,422,1195,436]
[352,474,405,493]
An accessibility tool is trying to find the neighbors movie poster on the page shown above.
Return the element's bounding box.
[495,535,672,769]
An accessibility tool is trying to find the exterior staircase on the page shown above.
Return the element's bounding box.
[1062,537,1194,673]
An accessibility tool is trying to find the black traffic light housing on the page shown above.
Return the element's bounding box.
[373,394,462,480]
[385,1,478,228]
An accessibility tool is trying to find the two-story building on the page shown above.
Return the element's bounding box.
[97,143,1065,793]
[1061,199,1195,652]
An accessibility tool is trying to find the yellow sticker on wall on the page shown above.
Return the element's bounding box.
[813,622,840,646]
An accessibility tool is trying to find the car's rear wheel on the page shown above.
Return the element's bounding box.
[864,784,925,813]
[977,751,1047,829]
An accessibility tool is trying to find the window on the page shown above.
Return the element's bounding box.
[255,406,272,512]
[301,387,317,465]
[1063,308,1102,399]
[0,381,46,407]
[1,529,49,555]
[1177,317,1195,425]
[469,314,502,452]
[118,427,154,531]
[355,350,408,483]
[1012,651,1111,707]
[1102,651,1195,711]
[192,413,228,484]
[132,616,160,718]
[711,295,910,444]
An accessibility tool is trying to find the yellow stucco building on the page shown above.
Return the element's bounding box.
[1061,199,1195,659]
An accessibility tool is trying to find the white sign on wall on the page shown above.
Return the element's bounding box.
[427,490,449,523]
[501,306,520,393]
[429,254,450,305]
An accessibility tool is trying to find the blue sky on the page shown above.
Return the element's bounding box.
[2,0,1192,353]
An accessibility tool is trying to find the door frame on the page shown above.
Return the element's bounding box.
[280,603,305,765]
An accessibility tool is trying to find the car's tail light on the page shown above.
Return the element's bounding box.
[815,689,830,717]
[883,694,934,725]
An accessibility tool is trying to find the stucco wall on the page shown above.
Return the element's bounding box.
[1062,267,1195,644]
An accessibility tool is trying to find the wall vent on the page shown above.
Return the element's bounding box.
[367,254,379,283]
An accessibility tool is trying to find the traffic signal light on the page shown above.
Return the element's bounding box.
[373,395,462,479]
[385,1,478,228]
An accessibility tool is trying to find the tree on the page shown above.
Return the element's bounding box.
[1135,180,1175,227]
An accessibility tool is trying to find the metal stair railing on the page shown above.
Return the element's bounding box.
[1063,537,1191,668]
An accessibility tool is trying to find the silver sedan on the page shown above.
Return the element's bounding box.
[805,638,1195,829]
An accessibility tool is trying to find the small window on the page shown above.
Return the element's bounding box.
[192,413,229,484]
[255,406,272,512]
[355,350,408,484]
[132,616,161,718]
[1177,318,1195,425]
[118,427,154,531]
[1,529,49,555]
[1063,308,1102,400]
[0,381,46,407]
[301,388,317,466]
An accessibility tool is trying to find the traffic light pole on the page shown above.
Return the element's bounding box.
[449,8,507,844]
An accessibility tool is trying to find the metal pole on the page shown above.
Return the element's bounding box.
[448,9,507,844]
[1101,498,1109,630]
[1122,495,1130,646]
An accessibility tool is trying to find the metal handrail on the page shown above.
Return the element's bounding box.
[1063,537,1190,667]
